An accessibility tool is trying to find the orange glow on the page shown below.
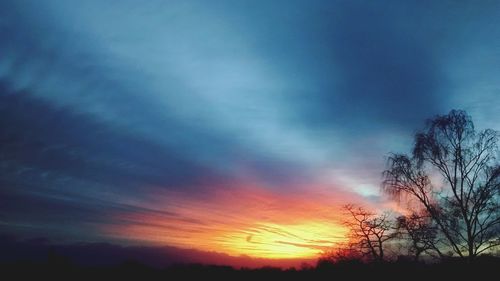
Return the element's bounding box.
[218,221,347,258]
[101,182,366,260]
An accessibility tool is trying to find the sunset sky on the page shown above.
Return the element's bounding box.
[1,0,500,263]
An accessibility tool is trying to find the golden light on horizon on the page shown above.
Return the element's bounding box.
[102,182,361,260]
[214,221,348,259]
[106,219,348,259]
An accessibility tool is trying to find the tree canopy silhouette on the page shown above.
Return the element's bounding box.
[383,110,500,260]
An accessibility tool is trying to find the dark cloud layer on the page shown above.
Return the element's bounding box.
[211,1,444,130]
[0,89,208,188]
[325,2,441,128]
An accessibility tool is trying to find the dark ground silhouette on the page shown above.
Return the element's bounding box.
[2,255,499,280]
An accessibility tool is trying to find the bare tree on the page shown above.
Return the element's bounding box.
[396,211,440,261]
[383,110,500,261]
[343,204,396,262]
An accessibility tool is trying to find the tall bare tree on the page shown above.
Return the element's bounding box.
[343,204,396,262]
[383,110,500,261]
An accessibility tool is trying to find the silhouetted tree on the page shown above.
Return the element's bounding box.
[343,204,396,262]
[383,110,500,261]
[396,211,440,261]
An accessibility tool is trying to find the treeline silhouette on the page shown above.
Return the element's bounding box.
[1,252,499,280]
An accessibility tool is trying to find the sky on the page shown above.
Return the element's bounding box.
[1,0,499,262]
